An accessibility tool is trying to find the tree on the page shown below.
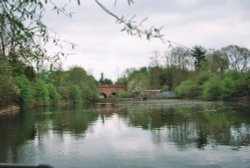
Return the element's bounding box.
[126,67,149,94]
[165,47,191,69]
[207,50,228,74]
[221,45,250,72]
[0,0,50,66]
[68,66,88,84]
[0,58,17,106]
[149,51,162,67]
[99,73,113,84]
[15,75,34,108]
[116,76,128,84]
[202,75,221,100]
[148,66,162,89]
[66,66,99,101]
[160,68,174,91]
[163,47,192,89]
[0,0,164,64]
[191,46,207,71]
[33,78,50,106]
[175,80,201,98]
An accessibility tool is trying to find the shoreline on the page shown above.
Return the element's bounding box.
[0,96,249,114]
[0,104,21,114]
[98,96,250,104]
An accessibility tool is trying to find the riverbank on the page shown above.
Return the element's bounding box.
[0,99,95,115]
[1,96,248,114]
[0,104,20,114]
[98,96,182,103]
[98,96,250,105]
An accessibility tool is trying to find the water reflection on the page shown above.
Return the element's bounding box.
[123,101,250,149]
[98,103,127,124]
[0,104,99,162]
[0,100,249,167]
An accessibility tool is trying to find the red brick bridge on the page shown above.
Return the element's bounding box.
[99,84,127,98]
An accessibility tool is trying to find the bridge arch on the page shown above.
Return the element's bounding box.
[110,92,117,98]
[99,92,107,99]
[98,84,127,98]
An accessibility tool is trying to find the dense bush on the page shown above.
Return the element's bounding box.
[58,86,70,101]
[70,85,82,103]
[81,81,98,101]
[48,83,61,104]
[196,71,212,85]
[117,90,132,98]
[175,80,201,98]
[173,70,250,101]
[0,61,17,107]
[34,78,50,106]
[220,70,250,99]
[15,75,34,108]
[11,66,100,106]
[244,72,250,98]
[203,75,221,100]
[67,66,99,101]
[220,70,242,99]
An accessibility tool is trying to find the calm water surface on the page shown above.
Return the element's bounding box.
[0,100,250,168]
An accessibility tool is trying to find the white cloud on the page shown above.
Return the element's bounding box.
[43,0,250,81]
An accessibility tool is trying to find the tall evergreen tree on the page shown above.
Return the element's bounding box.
[191,46,207,71]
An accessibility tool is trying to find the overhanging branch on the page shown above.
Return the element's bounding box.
[94,0,165,43]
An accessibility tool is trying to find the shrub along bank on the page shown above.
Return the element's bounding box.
[175,70,250,101]
[115,45,250,101]
[0,64,99,109]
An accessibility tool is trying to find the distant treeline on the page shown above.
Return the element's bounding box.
[0,63,99,108]
[116,45,250,100]
[1,44,250,108]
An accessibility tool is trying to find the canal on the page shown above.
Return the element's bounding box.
[0,100,250,168]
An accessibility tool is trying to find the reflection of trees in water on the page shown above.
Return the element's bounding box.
[98,103,127,115]
[0,103,130,162]
[0,104,100,162]
[228,125,250,148]
[0,101,249,162]
[36,104,99,137]
[98,103,128,124]
[0,111,36,162]
[122,102,250,150]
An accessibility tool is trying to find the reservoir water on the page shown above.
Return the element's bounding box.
[0,100,250,168]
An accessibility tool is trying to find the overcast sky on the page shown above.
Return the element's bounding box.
[43,0,250,81]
